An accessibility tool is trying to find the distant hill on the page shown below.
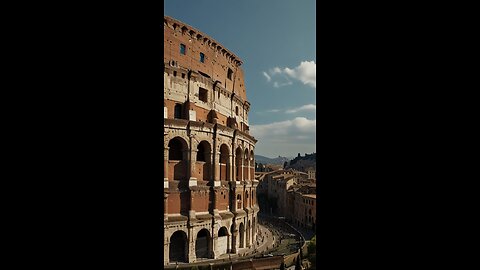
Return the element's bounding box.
[286,153,316,171]
[255,155,293,165]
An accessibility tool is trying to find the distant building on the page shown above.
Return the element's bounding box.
[306,167,316,181]
[288,184,316,230]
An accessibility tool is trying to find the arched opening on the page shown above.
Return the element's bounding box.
[218,227,228,236]
[195,229,211,259]
[169,230,188,263]
[235,147,242,181]
[244,151,249,180]
[196,141,212,181]
[174,104,182,119]
[245,191,249,208]
[219,144,229,181]
[217,226,229,255]
[168,138,185,160]
[168,137,188,181]
[239,222,245,248]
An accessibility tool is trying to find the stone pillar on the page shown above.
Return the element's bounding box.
[231,227,237,254]
[239,156,244,182]
[164,193,169,221]
[164,234,169,265]
[228,154,233,182]
[164,147,169,188]
[187,227,196,263]
[212,225,218,259]
[214,152,220,187]
[227,234,231,253]
[188,148,197,187]
[246,156,252,181]
[246,223,250,248]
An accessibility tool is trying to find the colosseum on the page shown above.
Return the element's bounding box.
[163,16,259,265]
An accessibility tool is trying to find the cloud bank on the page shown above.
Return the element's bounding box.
[263,61,316,88]
[250,117,316,141]
[286,104,316,114]
[250,117,316,157]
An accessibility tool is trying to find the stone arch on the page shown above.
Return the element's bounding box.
[219,144,230,181]
[168,137,187,160]
[239,222,245,248]
[169,230,188,263]
[196,228,211,259]
[244,150,249,168]
[217,226,229,255]
[235,147,243,181]
[168,137,188,181]
[218,226,229,236]
[196,140,212,181]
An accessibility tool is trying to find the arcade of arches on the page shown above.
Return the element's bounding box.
[164,134,259,264]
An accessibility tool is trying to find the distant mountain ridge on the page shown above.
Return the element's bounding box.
[254,155,293,165]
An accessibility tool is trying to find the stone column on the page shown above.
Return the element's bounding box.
[212,225,218,259]
[164,193,169,221]
[187,227,196,263]
[214,152,220,187]
[246,157,250,181]
[164,234,169,265]
[246,222,250,248]
[226,234,231,253]
[231,226,237,254]
[164,147,169,188]
[228,154,233,182]
[188,148,198,187]
[239,156,244,182]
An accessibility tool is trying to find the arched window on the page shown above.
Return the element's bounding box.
[168,138,184,160]
[169,231,187,263]
[235,106,239,115]
[174,104,182,119]
[197,142,206,162]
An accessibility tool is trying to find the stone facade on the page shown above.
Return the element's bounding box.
[163,16,259,265]
[289,185,316,230]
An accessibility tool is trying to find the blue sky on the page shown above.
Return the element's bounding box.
[165,0,316,158]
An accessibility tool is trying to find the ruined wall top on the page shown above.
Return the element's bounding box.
[164,15,248,101]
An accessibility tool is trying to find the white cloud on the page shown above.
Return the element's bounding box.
[286,104,316,114]
[273,81,292,88]
[262,72,271,82]
[271,67,282,74]
[267,109,281,113]
[250,117,316,140]
[262,61,316,88]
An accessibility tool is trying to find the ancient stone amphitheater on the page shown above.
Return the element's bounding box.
[163,16,259,264]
